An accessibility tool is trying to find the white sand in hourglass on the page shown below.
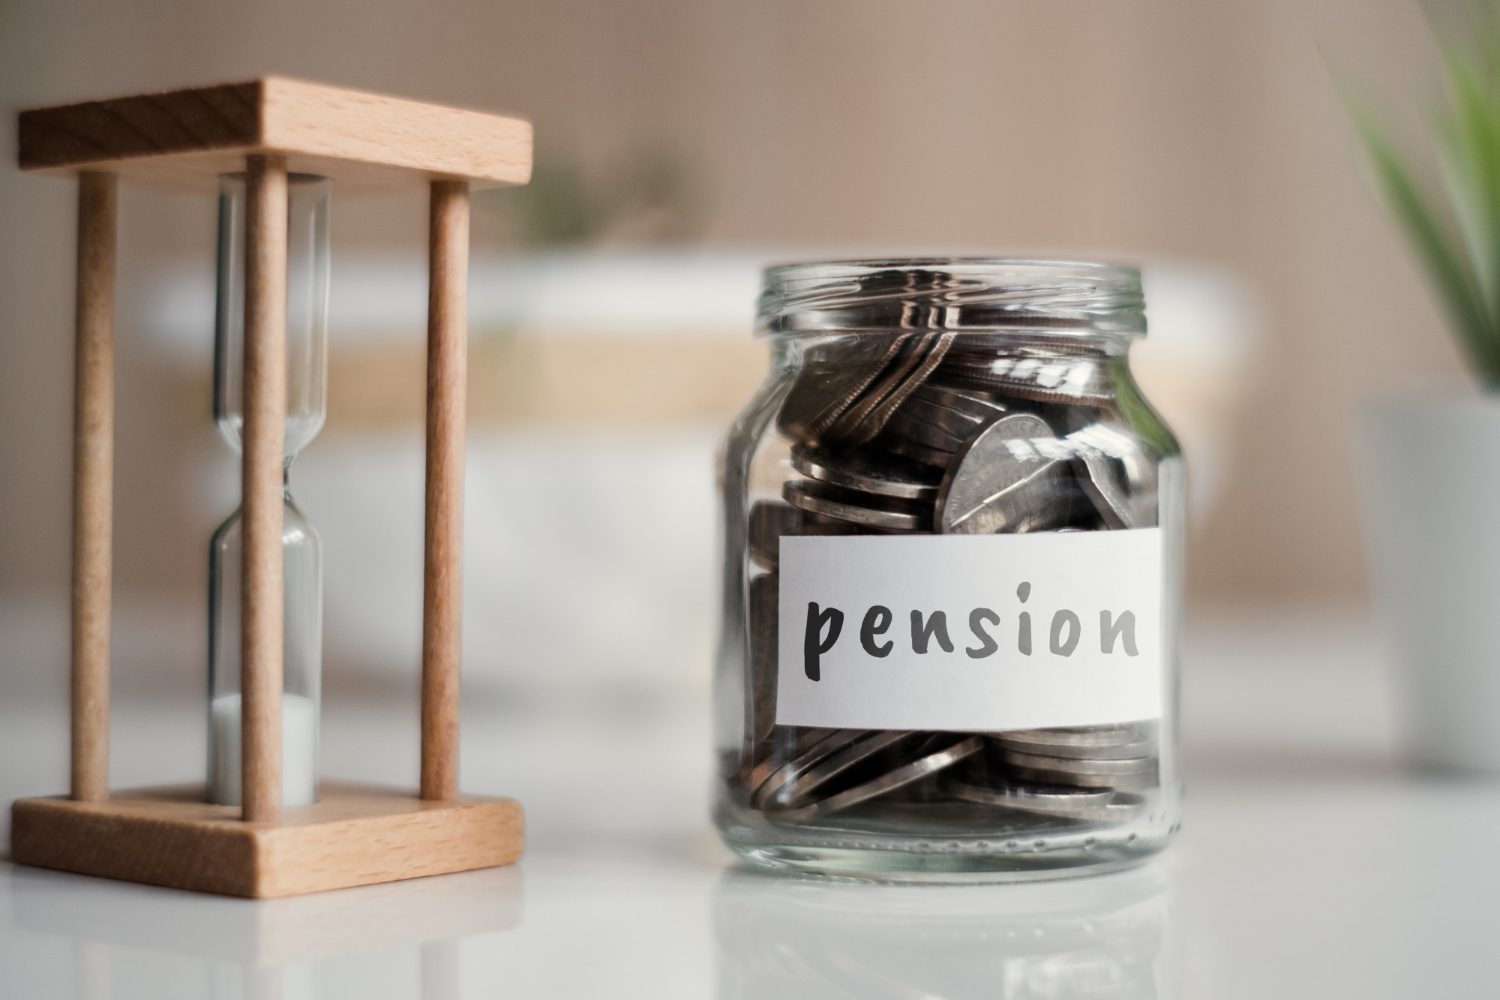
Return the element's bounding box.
[210,693,319,807]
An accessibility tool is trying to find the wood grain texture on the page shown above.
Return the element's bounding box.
[18,77,532,192]
[70,172,116,803]
[241,155,287,824]
[421,181,469,802]
[10,784,524,899]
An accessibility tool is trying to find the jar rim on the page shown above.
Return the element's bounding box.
[757,257,1146,338]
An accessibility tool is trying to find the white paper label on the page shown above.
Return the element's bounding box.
[775,529,1164,732]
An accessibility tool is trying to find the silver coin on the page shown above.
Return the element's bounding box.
[1080,420,1161,526]
[937,413,1070,534]
[993,722,1157,749]
[762,730,917,810]
[746,573,780,747]
[748,502,800,569]
[1066,423,1146,529]
[944,334,1107,357]
[909,383,1011,422]
[771,735,984,821]
[825,332,956,446]
[894,395,995,439]
[898,394,988,429]
[777,333,916,446]
[998,749,1159,777]
[743,726,845,801]
[748,500,872,569]
[946,779,1148,822]
[943,775,1111,812]
[790,446,939,501]
[750,728,867,808]
[783,479,927,531]
[883,434,957,468]
[1074,451,1134,529]
[933,373,1114,408]
[1096,790,1147,816]
[1007,764,1158,791]
[934,354,1114,405]
[883,406,971,454]
[991,733,1158,761]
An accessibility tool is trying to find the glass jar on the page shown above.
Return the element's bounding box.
[713,259,1184,881]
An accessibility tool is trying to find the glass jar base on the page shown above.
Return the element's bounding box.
[715,801,1174,884]
[726,842,1162,884]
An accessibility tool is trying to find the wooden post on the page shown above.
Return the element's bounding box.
[421,180,469,801]
[70,172,116,803]
[241,154,288,823]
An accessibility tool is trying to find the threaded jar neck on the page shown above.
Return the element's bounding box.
[756,258,1146,339]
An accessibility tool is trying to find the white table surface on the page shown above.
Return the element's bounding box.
[2,604,1498,999]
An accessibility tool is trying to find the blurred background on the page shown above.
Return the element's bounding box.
[9,2,1500,995]
[0,0,1465,776]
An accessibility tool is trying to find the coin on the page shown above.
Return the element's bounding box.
[942,334,1107,358]
[777,333,916,446]
[883,406,971,454]
[909,383,1011,422]
[824,332,957,446]
[991,732,1158,761]
[1074,451,1134,529]
[784,478,928,531]
[941,776,1114,816]
[993,722,1157,750]
[746,573,779,747]
[747,500,869,570]
[894,395,995,438]
[743,726,847,802]
[1007,764,1159,791]
[937,412,1070,534]
[946,780,1149,822]
[933,353,1115,405]
[760,730,914,810]
[1066,423,1145,530]
[882,433,957,468]
[771,735,984,821]
[997,749,1159,777]
[790,446,939,501]
[748,502,800,569]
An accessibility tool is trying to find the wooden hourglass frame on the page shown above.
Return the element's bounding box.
[9,79,532,898]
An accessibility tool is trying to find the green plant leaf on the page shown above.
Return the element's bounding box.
[1353,107,1498,377]
[1436,50,1500,330]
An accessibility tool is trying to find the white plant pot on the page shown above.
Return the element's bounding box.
[1362,396,1500,772]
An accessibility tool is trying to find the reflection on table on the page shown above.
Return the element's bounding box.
[713,863,1168,999]
[3,864,522,1000]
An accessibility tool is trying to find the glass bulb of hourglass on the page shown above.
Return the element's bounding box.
[213,173,330,456]
[208,481,322,806]
[206,173,330,808]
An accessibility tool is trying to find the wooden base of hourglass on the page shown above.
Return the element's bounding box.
[12,79,534,899]
[11,786,523,899]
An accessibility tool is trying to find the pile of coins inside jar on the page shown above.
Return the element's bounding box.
[737,326,1161,829]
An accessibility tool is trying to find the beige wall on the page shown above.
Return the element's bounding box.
[0,0,1463,605]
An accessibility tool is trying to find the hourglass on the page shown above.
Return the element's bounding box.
[10,78,533,897]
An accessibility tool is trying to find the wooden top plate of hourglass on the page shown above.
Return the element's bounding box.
[9,79,532,898]
[19,76,531,191]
